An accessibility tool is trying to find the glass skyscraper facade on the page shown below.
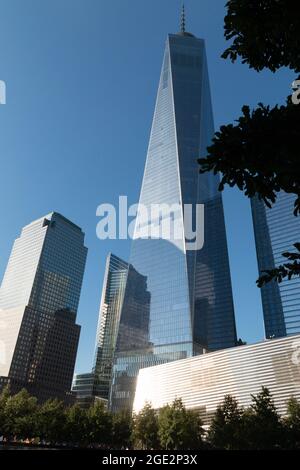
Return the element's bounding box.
[92,253,128,399]
[0,212,87,402]
[252,192,300,338]
[0,212,87,314]
[110,26,237,411]
[72,253,128,403]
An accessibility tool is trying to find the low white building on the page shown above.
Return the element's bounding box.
[133,335,300,424]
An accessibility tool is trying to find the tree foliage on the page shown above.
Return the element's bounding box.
[222,0,300,73]
[65,404,88,446]
[86,401,112,447]
[35,399,66,444]
[198,102,300,215]
[0,386,300,449]
[208,395,244,449]
[133,402,159,450]
[0,385,11,436]
[2,389,38,442]
[208,388,287,450]
[112,409,133,449]
[284,397,300,449]
[242,387,285,449]
[158,398,204,450]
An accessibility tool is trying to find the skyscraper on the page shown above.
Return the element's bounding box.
[110,12,237,411]
[251,192,300,338]
[72,253,128,405]
[0,212,87,402]
[93,253,128,399]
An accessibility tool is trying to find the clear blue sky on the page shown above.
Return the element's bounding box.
[0,0,294,373]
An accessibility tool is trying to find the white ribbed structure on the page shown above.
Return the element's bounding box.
[133,335,300,423]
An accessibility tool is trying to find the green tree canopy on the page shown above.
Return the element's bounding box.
[3,388,37,441]
[112,409,133,449]
[158,398,203,450]
[284,397,300,449]
[64,404,88,446]
[0,385,11,437]
[1,385,300,449]
[35,398,66,444]
[133,402,159,450]
[208,395,245,450]
[242,387,285,449]
[86,401,112,447]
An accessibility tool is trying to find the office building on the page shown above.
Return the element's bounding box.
[110,10,237,411]
[71,372,108,408]
[252,192,300,338]
[0,212,87,402]
[72,253,128,404]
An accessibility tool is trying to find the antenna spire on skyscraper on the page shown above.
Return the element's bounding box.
[181,3,186,34]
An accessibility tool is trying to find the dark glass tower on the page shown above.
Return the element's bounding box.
[110,18,237,411]
[251,192,300,338]
[0,212,87,402]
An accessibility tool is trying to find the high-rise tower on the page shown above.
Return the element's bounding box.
[110,12,237,411]
[0,212,87,402]
[93,253,128,399]
[251,192,300,338]
[72,253,128,406]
